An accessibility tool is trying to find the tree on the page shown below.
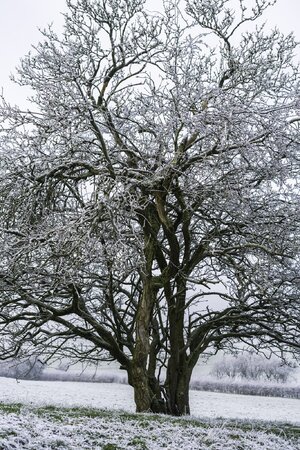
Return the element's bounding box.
[0,0,299,416]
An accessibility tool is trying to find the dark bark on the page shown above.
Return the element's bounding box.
[128,358,191,415]
[129,369,168,414]
[130,276,154,412]
[164,354,191,415]
[128,273,192,416]
[163,276,191,415]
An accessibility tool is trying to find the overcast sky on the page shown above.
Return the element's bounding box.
[0,0,299,105]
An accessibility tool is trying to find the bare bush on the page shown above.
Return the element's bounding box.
[190,379,300,399]
[211,355,295,383]
[0,357,45,380]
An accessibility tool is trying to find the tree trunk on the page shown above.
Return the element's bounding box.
[128,360,191,415]
[130,268,167,413]
[130,366,153,412]
[164,355,191,415]
[164,277,191,415]
[130,277,153,412]
[129,366,167,413]
[129,276,193,416]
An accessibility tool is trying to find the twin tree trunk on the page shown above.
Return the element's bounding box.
[126,197,193,415]
[129,360,191,416]
[128,275,192,416]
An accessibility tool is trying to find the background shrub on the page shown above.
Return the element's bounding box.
[0,357,45,380]
[210,354,295,383]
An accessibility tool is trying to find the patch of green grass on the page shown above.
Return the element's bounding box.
[220,419,300,439]
[128,436,149,449]
[0,430,18,438]
[50,438,71,449]
[228,433,241,440]
[102,444,121,450]
[0,402,23,414]
[33,405,112,422]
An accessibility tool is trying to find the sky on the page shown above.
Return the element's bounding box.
[0,0,299,106]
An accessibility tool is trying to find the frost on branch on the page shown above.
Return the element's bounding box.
[0,0,299,415]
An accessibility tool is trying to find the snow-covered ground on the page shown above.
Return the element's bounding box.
[0,377,299,424]
[0,377,299,449]
[1,405,299,450]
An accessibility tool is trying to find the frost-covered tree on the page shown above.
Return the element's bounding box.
[0,0,299,415]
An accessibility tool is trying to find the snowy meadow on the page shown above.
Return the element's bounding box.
[0,377,299,449]
[1,404,300,450]
[1,377,300,424]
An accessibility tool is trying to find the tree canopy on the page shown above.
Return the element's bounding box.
[0,0,299,415]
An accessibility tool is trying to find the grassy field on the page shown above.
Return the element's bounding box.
[0,403,299,450]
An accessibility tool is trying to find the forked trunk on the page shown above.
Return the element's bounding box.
[129,366,168,413]
[128,362,191,415]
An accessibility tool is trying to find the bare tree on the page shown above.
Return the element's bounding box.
[0,0,299,415]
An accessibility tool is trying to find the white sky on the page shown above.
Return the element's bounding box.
[0,0,299,105]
